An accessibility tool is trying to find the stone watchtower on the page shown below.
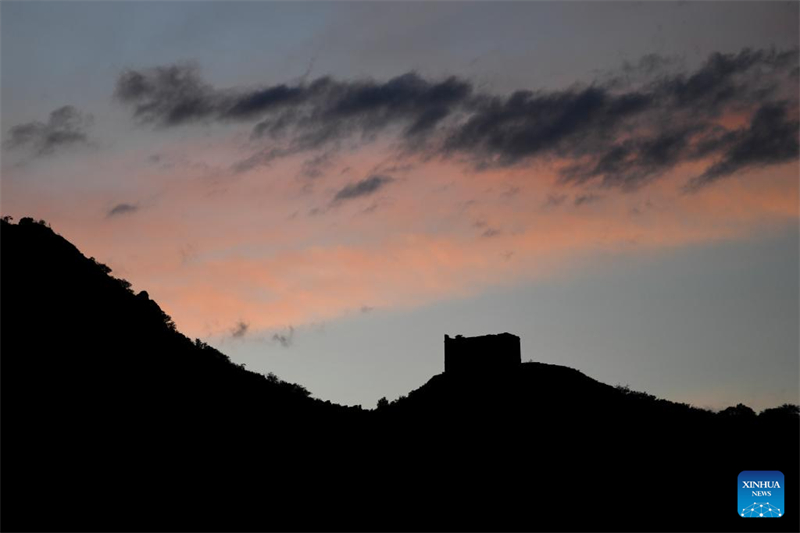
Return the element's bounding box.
[444,332,521,374]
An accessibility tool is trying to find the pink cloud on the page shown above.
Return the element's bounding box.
[3,135,797,338]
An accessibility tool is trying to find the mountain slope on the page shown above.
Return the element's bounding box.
[1,217,364,531]
[1,217,798,532]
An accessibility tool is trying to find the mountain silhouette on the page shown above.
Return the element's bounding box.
[1,216,798,532]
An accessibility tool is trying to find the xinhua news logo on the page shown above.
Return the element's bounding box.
[738,471,784,518]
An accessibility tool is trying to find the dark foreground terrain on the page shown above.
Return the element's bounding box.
[1,217,798,532]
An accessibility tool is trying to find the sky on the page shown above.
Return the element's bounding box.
[1,1,798,411]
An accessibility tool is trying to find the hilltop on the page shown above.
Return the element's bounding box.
[1,217,797,532]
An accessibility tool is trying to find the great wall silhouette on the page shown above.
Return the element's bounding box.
[1,217,798,532]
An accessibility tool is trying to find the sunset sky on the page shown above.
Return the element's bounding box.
[2,1,798,411]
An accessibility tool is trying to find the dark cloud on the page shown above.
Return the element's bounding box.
[115,64,471,138]
[442,85,633,165]
[684,101,800,191]
[574,194,602,207]
[5,105,93,155]
[560,126,703,190]
[272,326,294,348]
[107,203,139,218]
[482,227,501,238]
[333,174,394,203]
[231,321,249,339]
[360,305,374,314]
[115,63,217,126]
[226,84,309,121]
[116,48,799,191]
[656,48,796,114]
[447,48,798,190]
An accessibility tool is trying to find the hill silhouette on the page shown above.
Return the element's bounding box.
[1,216,798,532]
